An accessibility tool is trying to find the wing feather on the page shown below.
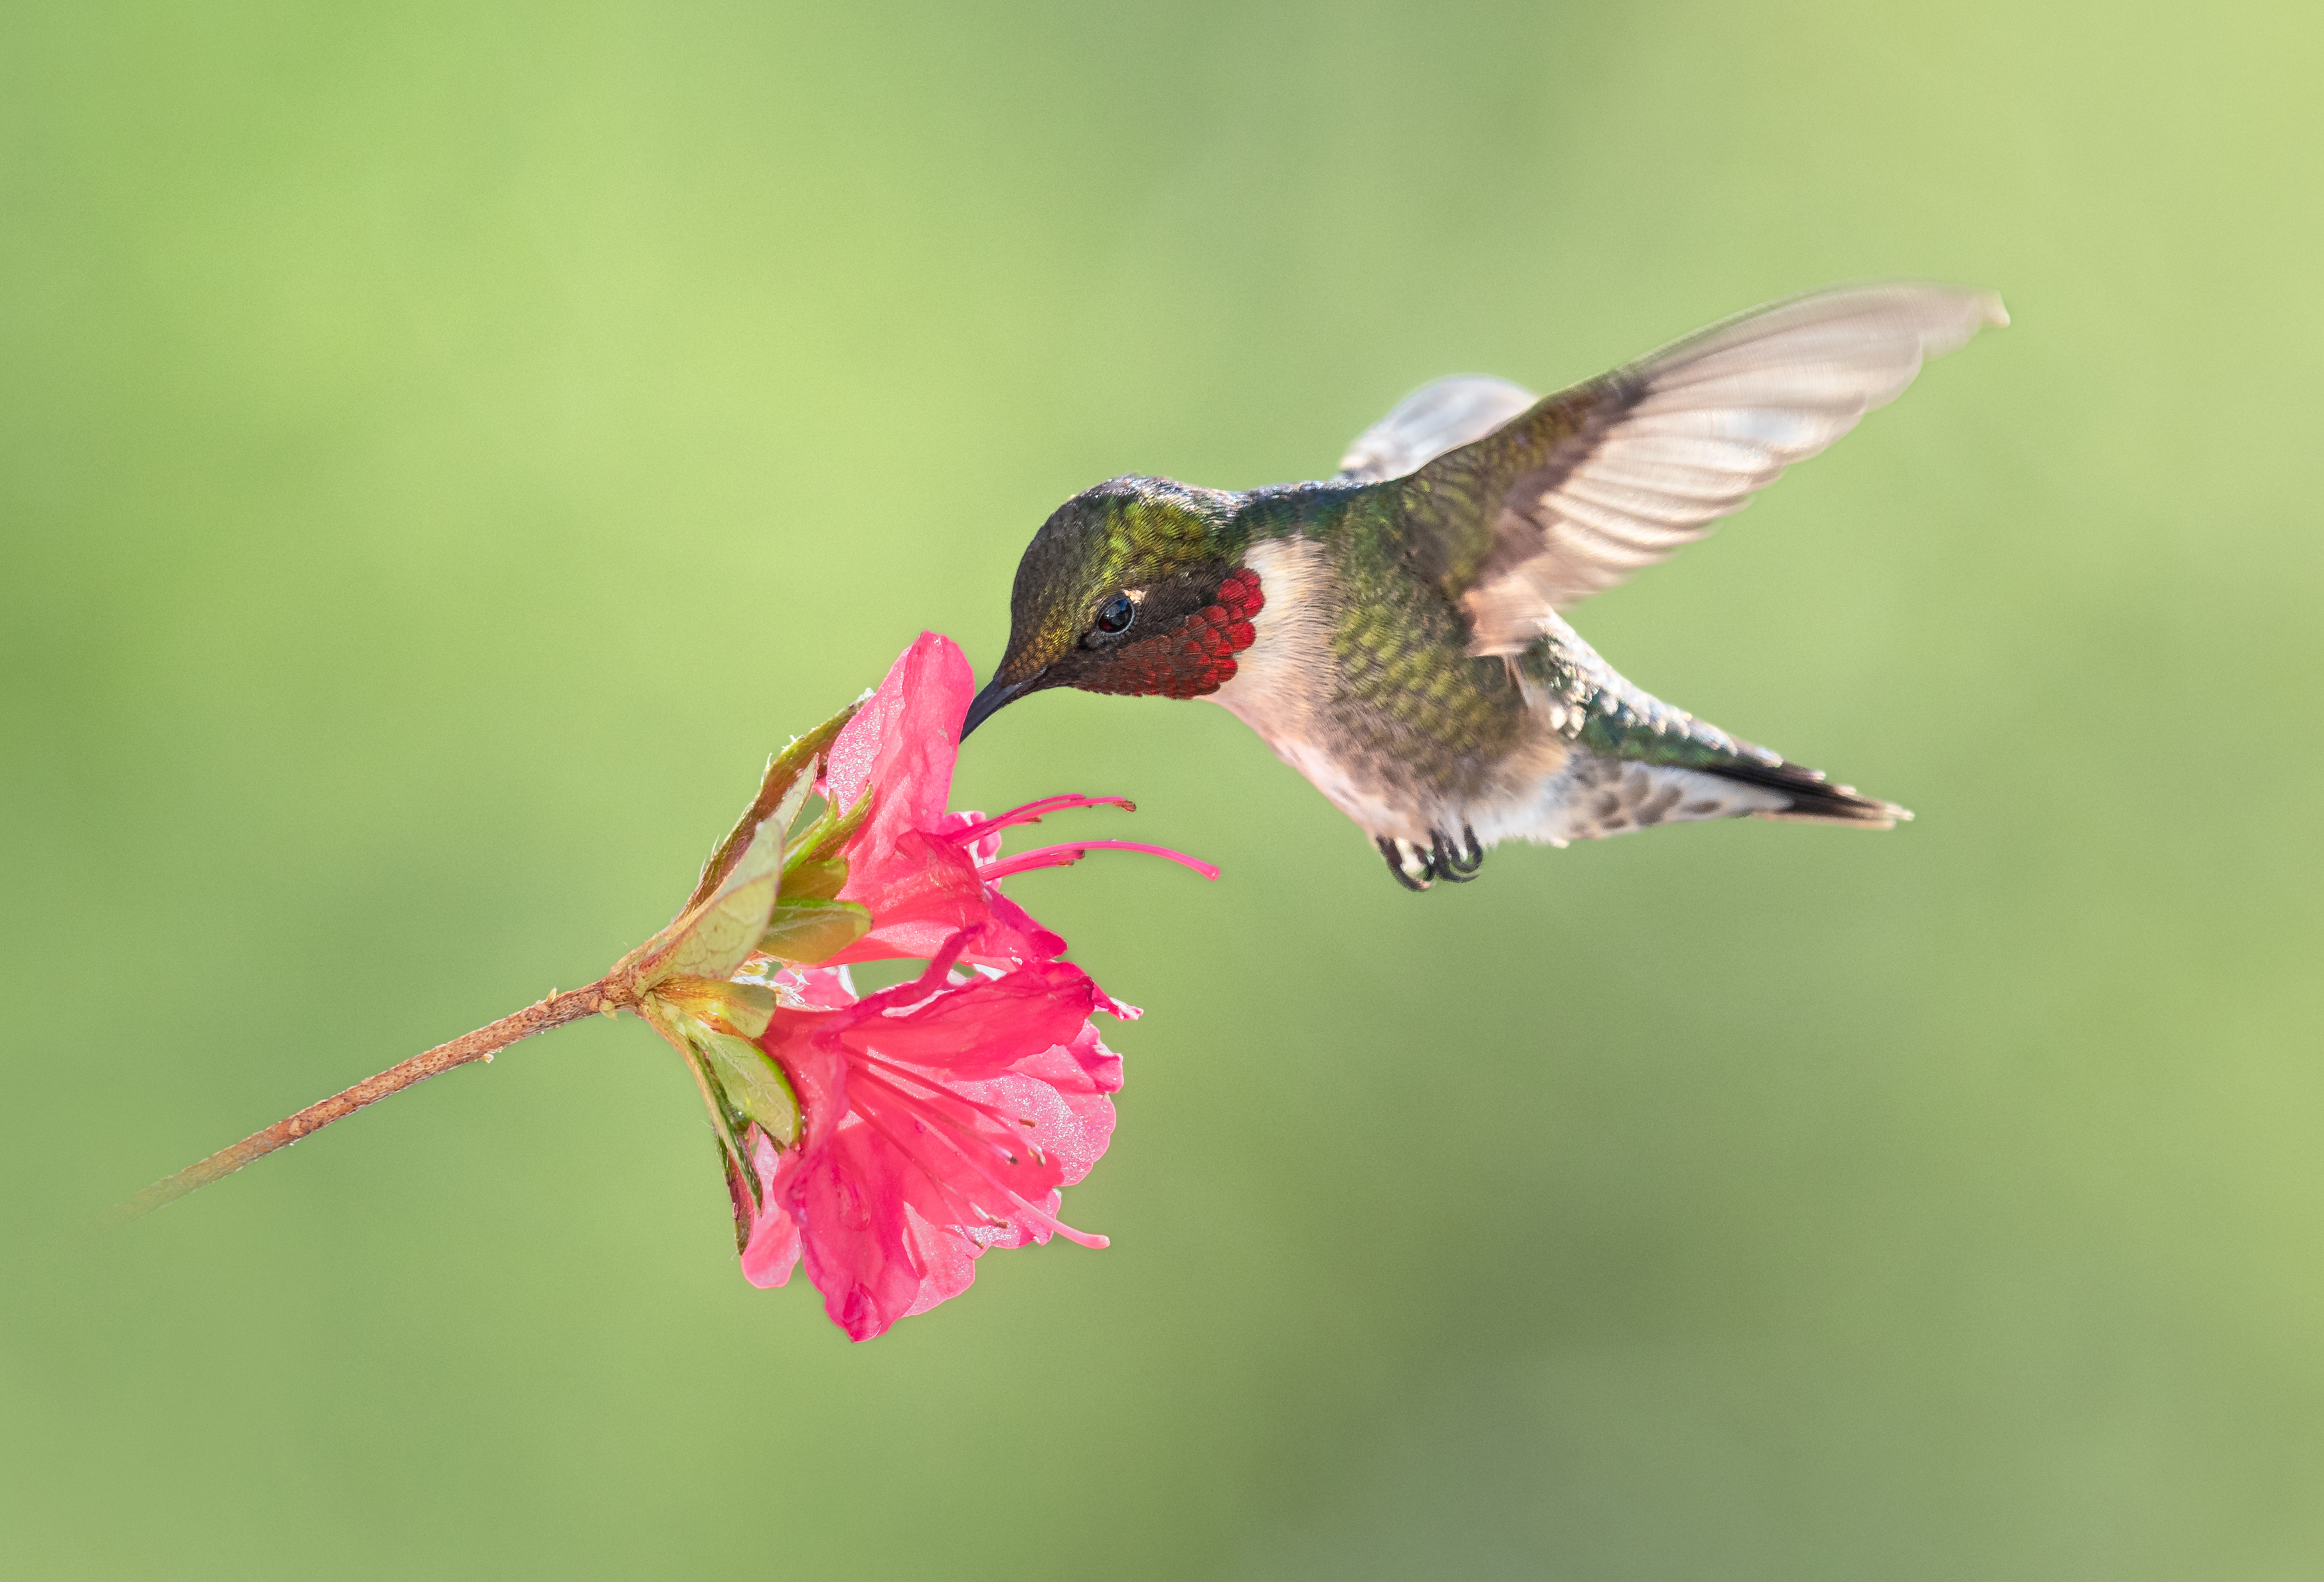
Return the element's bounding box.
[1334,374,1540,483]
[1378,282,2006,655]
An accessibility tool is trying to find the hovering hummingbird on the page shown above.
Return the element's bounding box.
[963,283,2005,890]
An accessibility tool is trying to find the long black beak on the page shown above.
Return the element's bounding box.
[960,669,1042,741]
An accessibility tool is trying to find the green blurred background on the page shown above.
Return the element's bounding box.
[5,1,2319,1576]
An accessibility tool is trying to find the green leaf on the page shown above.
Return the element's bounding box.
[639,998,762,1208]
[685,700,859,916]
[758,898,872,965]
[716,1141,757,1256]
[666,773,811,983]
[784,786,873,878]
[693,1027,801,1150]
[780,856,849,904]
[653,975,776,1038]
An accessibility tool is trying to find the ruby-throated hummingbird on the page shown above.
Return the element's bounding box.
[963,283,2005,890]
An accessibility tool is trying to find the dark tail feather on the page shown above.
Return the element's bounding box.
[1698,756,1910,828]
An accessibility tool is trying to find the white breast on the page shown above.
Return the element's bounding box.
[1207,538,1407,831]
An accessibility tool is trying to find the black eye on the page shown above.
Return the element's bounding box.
[1093,592,1137,636]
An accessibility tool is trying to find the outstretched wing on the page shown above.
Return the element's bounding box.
[1378,282,2007,656]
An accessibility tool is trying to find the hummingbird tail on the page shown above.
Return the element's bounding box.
[1695,756,1911,829]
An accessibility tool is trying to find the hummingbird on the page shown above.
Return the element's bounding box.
[962,283,2005,890]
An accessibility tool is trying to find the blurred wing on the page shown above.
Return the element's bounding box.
[1385,283,2007,655]
[1334,375,1540,483]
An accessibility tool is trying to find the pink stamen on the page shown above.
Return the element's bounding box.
[853,1083,1110,1249]
[850,1107,989,1243]
[855,1051,1031,1133]
[851,1069,1024,1168]
[946,795,1136,849]
[979,841,1221,883]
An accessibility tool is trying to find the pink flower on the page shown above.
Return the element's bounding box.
[119,633,1211,1326]
[732,633,1212,1340]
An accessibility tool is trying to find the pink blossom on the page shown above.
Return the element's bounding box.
[807,633,1213,968]
[734,633,1210,1340]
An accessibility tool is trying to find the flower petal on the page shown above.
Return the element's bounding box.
[968,890,1068,966]
[821,632,973,846]
[740,1131,803,1289]
[829,957,1100,1077]
[823,831,987,964]
[791,1123,930,1340]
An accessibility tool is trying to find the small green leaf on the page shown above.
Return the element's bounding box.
[758,897,872,965]
[693,1028,801,1150]
[716,1141,756,1255]
[719,981,777,1038]
[780,856,849,904]
[640,998,762,1207]
[652,975,776,1037]
[667,773,812,984]
[685,700,859,916]
[785,787,873,876]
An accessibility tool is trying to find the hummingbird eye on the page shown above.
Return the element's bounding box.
[1092,592,1137,637]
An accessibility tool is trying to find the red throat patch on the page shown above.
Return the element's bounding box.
[1092,567,1265,700]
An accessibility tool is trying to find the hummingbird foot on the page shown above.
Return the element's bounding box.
[1431,825,1485,882]
[1378,827,1487,890]
[1377,836,1433,892]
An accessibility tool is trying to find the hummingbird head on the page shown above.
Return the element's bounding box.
[963,476,1261,739]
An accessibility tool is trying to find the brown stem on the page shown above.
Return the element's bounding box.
[112,981,616,1224]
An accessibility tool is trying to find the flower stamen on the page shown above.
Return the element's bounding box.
[979,841,1221,883]
[946,794,1136,849]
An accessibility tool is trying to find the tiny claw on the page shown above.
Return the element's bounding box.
[1432,823,1485,878]
[1378,836,1432,892]
[1427,828,1479,883]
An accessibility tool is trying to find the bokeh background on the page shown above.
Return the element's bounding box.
[5,2,2320,1577]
